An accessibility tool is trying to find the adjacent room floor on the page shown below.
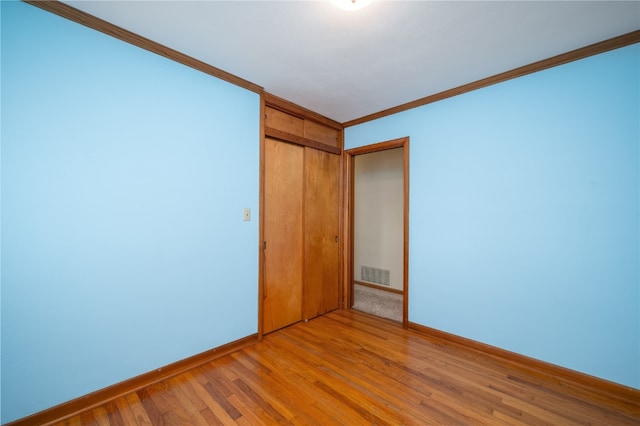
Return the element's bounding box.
[352,283,403,322]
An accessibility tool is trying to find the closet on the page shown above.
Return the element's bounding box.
[261,95,342,334]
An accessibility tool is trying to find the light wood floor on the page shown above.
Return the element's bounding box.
[55,310,638,425]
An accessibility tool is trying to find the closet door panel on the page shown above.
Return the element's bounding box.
[303,148,340,319]
[263,138,304,333]
[265,106,304,137]
[304,120,340,148]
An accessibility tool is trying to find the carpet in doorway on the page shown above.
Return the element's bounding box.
[353,284,402,322]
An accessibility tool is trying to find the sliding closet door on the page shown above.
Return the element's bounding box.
[303,147,340,319]
[263,138,304,333]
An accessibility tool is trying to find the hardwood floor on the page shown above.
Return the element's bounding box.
[54,310,638,425]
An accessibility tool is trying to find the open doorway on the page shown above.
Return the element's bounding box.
[343,137,409,328]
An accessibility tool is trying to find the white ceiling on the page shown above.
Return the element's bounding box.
[65,0,640,123]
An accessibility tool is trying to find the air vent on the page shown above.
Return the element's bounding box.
[361,266,390,286]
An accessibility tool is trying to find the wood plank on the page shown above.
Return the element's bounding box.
[264,126,341,155]
[303,120,340,148]
[264,106,304,137]
[181,370,237,424]
[162,376,212,426]
[230,348,344,425]
[123,393,153,426]
[59,416,82,426]
[103,401,126,426]
[277,321,507,425]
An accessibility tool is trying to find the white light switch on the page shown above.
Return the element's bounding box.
[243,208,251,221]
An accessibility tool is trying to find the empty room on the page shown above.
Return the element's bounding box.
[1,1,639,425]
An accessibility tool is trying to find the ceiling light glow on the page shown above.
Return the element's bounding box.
[331,0,373,12]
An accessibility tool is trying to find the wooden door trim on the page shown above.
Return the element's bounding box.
[264,92,343,131]
[265,127,341,155]
[343,137,410,328]
[258,94,266,339]
[263,93,343,154]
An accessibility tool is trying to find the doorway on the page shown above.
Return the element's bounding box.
[344,137,409,328]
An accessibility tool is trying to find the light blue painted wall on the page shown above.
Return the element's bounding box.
[1,2,260,422]
[346,44,640,389]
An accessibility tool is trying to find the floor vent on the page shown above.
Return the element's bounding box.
[361,266,390,286]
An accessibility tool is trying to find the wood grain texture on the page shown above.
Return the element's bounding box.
[24,1,262,94]
[263,92,342,131]
[42,310,638,426]
[262,138,304,333]
[409,321,640,407]
[263,94,343,152]
[303,148,341,320]
[344,30,640,127]
[342,154,356,310]
[344,137,408,156]
[303,121,340,148]
[264,127,341,155]
[402,139,410,327]
[258,95,267,339]
[264,107,304,137]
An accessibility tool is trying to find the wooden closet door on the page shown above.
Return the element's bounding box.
[263,138,304,333]
[303,148,340,320]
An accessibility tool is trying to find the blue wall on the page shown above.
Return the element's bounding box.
[346,44,640,389]
[1,2,260,422]
[1,2,638,423]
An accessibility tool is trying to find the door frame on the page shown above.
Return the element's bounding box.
[343,137,410,328]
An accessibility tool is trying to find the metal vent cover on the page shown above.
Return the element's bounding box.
[361,266,390,286]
